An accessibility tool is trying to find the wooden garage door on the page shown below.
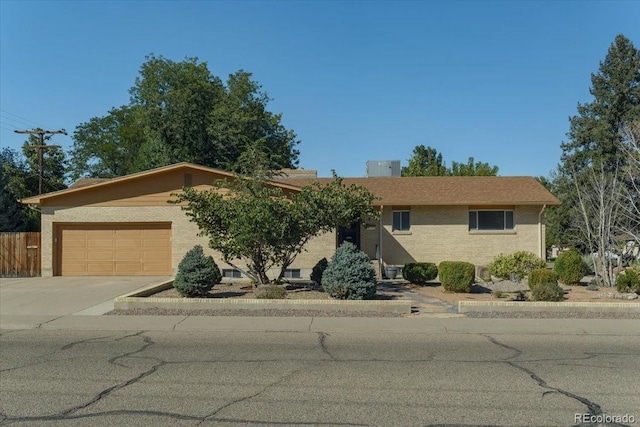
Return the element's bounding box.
[57,223,171,276]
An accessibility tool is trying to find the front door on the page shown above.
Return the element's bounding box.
[337,222,361,250]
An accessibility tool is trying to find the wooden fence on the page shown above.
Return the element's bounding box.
[0,232,41,277]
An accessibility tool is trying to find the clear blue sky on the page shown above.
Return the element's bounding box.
[1,1,639,179]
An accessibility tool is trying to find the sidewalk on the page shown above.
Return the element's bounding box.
[2,313,639,335]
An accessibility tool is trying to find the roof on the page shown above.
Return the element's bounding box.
[276,176,561,206]
[21,162,304,205]
[69,178,111,189]
[21,162,560,207]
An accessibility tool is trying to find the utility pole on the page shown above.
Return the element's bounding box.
[14,128,67,195]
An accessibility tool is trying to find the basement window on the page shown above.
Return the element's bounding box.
[222,269,242,278]
[284,269,301,279]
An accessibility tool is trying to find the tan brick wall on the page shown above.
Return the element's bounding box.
[378,205,545,268]
[41,204,546,277]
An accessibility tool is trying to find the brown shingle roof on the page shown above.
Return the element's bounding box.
[69,178,111,189]
[277,176,561,206]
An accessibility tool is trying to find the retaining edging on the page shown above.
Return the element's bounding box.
[459,300,640,313]
[115,280,412,314]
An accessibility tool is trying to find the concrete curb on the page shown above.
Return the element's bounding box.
[459,300,640,313]
[114,280,412,314]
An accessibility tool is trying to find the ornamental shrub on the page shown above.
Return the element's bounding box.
[616,268,640,294]
[438,261,475,293]
[402,262,438,284]
[256,285,288,299]
[173,245,221,297]
[310,257,329,285]
[554,250,586,285]
[321,242,377,300]
[531,282,565,302]
[528,269,559,290]
[488,251,546,280]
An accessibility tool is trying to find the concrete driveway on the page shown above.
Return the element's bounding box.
[0,276,170,327]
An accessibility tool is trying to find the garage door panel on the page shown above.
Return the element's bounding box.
[115,263,143,275]
[88,251,115,261]
[59,223,171,276]
[87,262,119,275]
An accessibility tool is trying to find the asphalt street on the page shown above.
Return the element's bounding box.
[1,328,638,426]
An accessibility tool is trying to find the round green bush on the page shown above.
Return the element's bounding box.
[322,242,377,300]
[488,251,546,280]
[528,269,559,290]
[256,285,288,299]
[531,282,565,301]
[310,257,329,284]
[554,250,586,285]
[173,245,221,297]
[438,261,475,293]
[402,262,438,284]
[616,268,640,294]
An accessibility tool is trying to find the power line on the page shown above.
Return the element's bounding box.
[14,129,67,195]
[1,110,52,130]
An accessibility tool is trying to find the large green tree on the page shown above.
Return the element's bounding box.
[173,157,378,286]
[0,150,30,232]
[401,145,499,176]
[450,157,499,176]
[70,55,299,179]
[550,34,640,249]
[561,35,640,174]
[21,133,67,194]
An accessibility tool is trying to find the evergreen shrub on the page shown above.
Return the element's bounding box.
[310,258,329,285]
[554,250,586,285]
[616,268,640,294]
[322,242,377,300]
[439,261,475,293]
[531,282,565,301]
[256,285,288,299]
[488,251,546,280]
[402,262,438,284]
[528,269,559,290]
[173,245,221,297]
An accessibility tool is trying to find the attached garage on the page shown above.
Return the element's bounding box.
[54,223,172,276]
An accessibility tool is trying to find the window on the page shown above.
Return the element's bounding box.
[222,269,242,278]
[284,269,301,279]
[392,210,410,231]
[469,210,514,231]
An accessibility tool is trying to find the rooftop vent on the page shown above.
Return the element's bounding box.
[366,160,401,177]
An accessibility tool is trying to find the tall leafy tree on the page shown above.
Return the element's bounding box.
[21,133,67,194]
[401,145,447,176]
[70,106,146,180]
[70,55,300,178]
[0,148,36,231]
[450,157,499,176]
[402,145,499,176]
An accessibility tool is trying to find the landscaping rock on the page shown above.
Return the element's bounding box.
[475,266,491,282]
[598,292,638,300]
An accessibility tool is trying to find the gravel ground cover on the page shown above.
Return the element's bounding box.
[106,308,402,317]
[466,311,640,319]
